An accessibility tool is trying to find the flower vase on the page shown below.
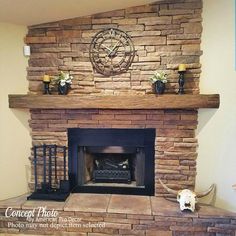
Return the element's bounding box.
[58,83,69,95]
[155,81,165,94]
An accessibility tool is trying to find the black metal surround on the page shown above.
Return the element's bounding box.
[68,128,155,196]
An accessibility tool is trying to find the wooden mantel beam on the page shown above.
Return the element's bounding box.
[8,94,220,110]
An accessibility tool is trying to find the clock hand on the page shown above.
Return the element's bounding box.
[111,41,120,52]
[101,44,112,52]
[108,41,121,57]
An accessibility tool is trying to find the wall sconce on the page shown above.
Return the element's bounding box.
[23,45,31,56]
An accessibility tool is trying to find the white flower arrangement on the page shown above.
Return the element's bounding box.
[53,71,73,87]
[149,71,168,84]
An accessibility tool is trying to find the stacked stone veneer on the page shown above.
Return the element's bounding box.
[26,0,202,195]
[26,0,202,95]
[29,109,198,195]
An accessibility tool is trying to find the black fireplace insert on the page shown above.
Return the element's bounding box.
[68,128,155,195]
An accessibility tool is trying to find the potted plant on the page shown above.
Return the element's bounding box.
[52,71,73,95]
[149,71,167,94]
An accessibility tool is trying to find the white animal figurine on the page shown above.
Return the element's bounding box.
[159,179,215,212]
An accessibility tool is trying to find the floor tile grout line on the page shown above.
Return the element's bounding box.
[149,196,153,216]
[106,194,112,213]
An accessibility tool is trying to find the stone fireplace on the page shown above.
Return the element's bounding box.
[28,108,199,197]
[23,0,203,196]
[3,1,233,235]
[68,128,155,195]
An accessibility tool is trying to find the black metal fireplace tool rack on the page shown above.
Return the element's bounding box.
[27,144,70,201]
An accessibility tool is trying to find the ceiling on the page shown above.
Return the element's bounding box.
[0,0,155,26]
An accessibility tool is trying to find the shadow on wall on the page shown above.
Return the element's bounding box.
[25,164,31,193]
[196,109,218,134]
[198,184,217,206]
[196,108,218,206]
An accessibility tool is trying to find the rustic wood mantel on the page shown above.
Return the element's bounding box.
[8,94,220,110]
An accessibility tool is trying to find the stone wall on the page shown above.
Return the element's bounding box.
[29,108,198,195]
[26,0,202,95]
[26,0,202,195]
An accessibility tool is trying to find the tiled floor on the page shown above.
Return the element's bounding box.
[64,193,110,212]
[0,193,235,218]
[108,195,151,215]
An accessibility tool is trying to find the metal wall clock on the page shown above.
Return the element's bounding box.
[89,28,135,76]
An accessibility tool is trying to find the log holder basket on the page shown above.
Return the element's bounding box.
[27,144,70,201]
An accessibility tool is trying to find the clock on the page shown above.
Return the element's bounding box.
[89,28,135,76]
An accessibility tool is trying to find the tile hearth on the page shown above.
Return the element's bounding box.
[0,194,236,235]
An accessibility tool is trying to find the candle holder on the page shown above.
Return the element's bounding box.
[178,71,185,94]
[43,81,51,95]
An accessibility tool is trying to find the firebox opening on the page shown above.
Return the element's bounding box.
[82,146,145,188]
[68,128,155,196]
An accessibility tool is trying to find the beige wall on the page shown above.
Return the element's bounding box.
[0,23,31,200]
[197,0,236,211]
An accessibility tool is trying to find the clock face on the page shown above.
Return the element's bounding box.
[89,28,135,76]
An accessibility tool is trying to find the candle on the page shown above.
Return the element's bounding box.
[43,75,51,82]
[178,64,186,72]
